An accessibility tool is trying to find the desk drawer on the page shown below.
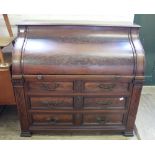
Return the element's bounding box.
[83,113,124,125]
[27,81,73,93]
[32,114,73,125]
[30,97,73,109]
[84,97,126,109]
[84,82,129,93]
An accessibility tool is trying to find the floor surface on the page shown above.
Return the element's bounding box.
[135,87,155,140]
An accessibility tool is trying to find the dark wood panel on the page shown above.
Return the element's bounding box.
[84,97,127,109]
[13,78,31,136]
[29,109,127,114]
[29,124,126,132]
[32,113,73,125]
[84,82,130,93]
[26,92,131,96]
[21,26,134,75]
[83,113,124,126]
[30,97,73,109]
[27,81,73,93]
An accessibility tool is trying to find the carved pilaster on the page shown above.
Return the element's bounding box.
[13,78,31,137]
[73,96,83,126]
[125,79,143,136]
[74,96,83,109]
[74,80,83,92]
[12,78,24,86]
[74,114,83,126]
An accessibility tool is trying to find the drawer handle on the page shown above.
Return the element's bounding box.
[96,116,106,124]
[41,83,60,91]
[42,101,63,107]
[98,84,115,91]
[47,117,58,124]
[96,101,112,105]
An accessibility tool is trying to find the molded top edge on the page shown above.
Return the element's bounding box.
[17,20,140,28]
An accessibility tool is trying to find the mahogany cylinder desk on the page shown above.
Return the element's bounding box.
[12,21,145,137]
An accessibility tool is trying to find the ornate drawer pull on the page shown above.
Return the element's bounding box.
[42,101,63,107]
[98,84,115,91]
[96,116,106,124]
[47,117,58,124]
[41,83,60,91]
[96,101,112,105]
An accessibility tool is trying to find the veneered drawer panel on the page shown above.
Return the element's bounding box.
[84,97,126,109]
[30,97,73,109]
[32,114,73,125]
[84,82,129,93]
[27,82,73,93]
[83,113,124,125]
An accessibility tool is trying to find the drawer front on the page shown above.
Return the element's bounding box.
[27,82,73,93]
[32,114,73,125]
[84,82,129,93]
[84,97,126,109]
[83,113,124,125]
[30,97,73,109]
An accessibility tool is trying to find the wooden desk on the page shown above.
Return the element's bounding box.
[12,22,145,136]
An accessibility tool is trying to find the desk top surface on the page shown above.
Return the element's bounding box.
[17,20,140,28]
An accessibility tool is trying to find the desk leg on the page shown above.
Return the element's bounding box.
[13,79,31,137]
[125,80,143,137]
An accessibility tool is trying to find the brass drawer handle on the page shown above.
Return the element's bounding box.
[42,101,63,107]
[98,84,115,91]
[96,116,106,124]
[96,101,112,105]
[47,117,58,124]
[41,83,60,91]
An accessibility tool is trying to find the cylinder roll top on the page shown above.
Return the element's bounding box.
[12,24,144,76]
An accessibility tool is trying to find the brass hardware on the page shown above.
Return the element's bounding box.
[42,101,63,107]
[47,117,57,124]
[96,101,112,105]
[98,83,115,91]
[96,116,106,124]
[41,83,60,91]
